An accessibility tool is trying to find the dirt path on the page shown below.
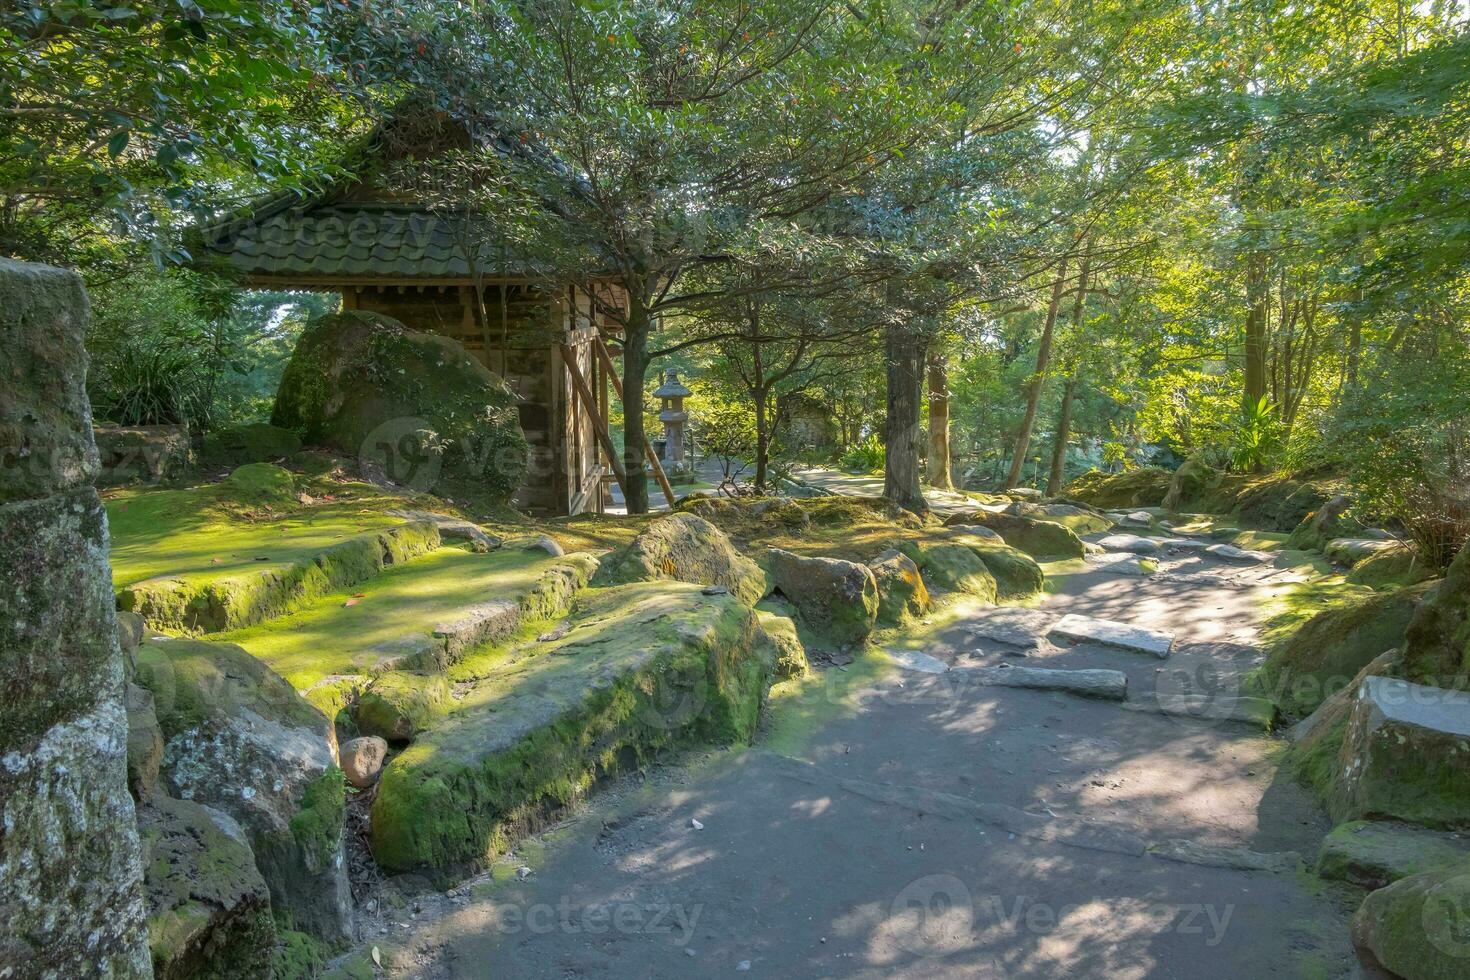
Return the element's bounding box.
[374,540,1369,979]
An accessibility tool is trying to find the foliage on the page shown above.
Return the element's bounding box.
[1231,396,1284,473]
[839,435,886,474]
[693,395,758,482]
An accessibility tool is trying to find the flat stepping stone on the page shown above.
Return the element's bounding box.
[1326,537,1400,564]
[1119,510,1155,527]
[1316,820,1470,890]
[390,509,502,552]
[961,608,1055,650]
[1204,543,1271,563]
[889,649,950,674]
[433,599,520,659]
[1096,533,1162,555]
[1050,613,1174,659]
[1086,554,1157,576]
[956,664,1128,700]
[1159,537,1209,551]
[1149,839,1302,874]
[1122,694,1275,727]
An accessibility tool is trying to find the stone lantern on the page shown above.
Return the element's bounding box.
[654,369,692,474]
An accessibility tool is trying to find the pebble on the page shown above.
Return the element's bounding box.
[738,961,751,972]
[691,817,704,830]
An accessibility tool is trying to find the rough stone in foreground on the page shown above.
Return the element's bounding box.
[1352,855,1470,980]
[942,533,1045,598]
[371,586,769,877]
[136,636,353,940]
[1286,494,1359,552]
[95,423,192,486]
[353,672,452,743]
[1317,820,1470,891]
[1330,676,1470,829]
[341,736,389,789]
[599,512,768,606]
[754,609,811,679]
[139,795,276,980]
[766,548,878,645]
[944,510,1085,560]
[1050,613,1174,658]
[1326,537,1401,565]
[0,258,151,978]
[1401,537,1470,690]
[273,311,528,502]
[906,541,998,603]
[867,548,930,624]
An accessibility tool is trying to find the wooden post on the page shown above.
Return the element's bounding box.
[593,335,676,507]
[560,344,630,500]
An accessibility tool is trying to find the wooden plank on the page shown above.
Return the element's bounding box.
[559,344,629,501]
[592,335,676,507]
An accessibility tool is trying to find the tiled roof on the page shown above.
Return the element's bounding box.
[199,202,541,280]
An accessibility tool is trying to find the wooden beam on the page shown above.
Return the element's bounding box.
[592,335,676,507]
[559,345,630,503]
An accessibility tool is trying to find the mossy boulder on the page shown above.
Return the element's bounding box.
[1349,544,1435,590]
[1282,649,1401,803]
[1062,467,1171,508]
[370,585,769,878]
[1010,502,1112,535]
[766,549,878,646]
[94,423,192,487]
[272,311,528,504]
[907,542,998,603]
[754,609,811,679]
[597,513,768,606]
[952,536,1046,598]
[1317,821,1470,891]
[1402,538,1470,690]
[867,549,931,624]
[1352,855,1470,980]
[201,423,303,469]
[1286,494,1360,552]
[1162,456,1217,512]
[119,518,441,634]
[943,511,1085,561]
[220,462,299,508]
[138,795,277,980]
[134,636,352,940]
[1232,475,1333,532]
[1257,586,1423,719]
[1329,676,1470,830]
[353,672,451,743]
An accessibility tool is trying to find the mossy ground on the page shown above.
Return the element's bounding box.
[215,545,559,695]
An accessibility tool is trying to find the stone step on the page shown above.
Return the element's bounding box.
[1121,694,1276,727]
[1316,820,1470,890]
[1050,613,1175,659]
[954,664,1128,701]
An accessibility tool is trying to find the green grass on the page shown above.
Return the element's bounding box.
[216,546,556,690]
[106,482,410,589]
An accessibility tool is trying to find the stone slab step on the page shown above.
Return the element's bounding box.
[1050,613,1175,659]
[954,664,1128,700]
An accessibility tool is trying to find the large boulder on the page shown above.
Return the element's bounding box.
[1161,456,1217,512]
[138,795,276,980]
[1329,676,1470,829]
[754,609,811,679]
[1007,501,1112,535]
[1233,475,1332,532]
[1352,855,1470,980]
[200,421,303,469]
[353,671,452,743]
[1317,820,1470,891]
[1287,494,1360,552]
[94,423,192,486]
[944,510,1085,560]
[906,542,999,603]
[0,257,152,977]
[1062,467,1171,508]
[273,311,527,503]
[598,512,767,606]
[766,549,878,646]
[135,637,352,940]
[867,549,931,624]
[1402,538,1470,689]
[946,533,1046,598]
[1256,586,1423,719]
[1348,544,1435,590]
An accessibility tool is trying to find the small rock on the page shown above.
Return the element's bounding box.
[737,960,751,971]
[691,817,704,830]
[686,947,698,957]
[701,584,730,596]
[340,736,389,788]
[516,865,532,880]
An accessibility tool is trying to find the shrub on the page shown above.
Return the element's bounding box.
[839,434,885,472]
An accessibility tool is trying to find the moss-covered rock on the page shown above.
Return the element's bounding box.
[754,609,810,679]
[1232,474,1333,532]
[139,795,277,980]
[1062,467,1171,508]
[1287,494,1361,552]
[1402,538,1470,690]
[119,518,442,633]
[907,542,999,603]
[766,548,878,646]
[272,311,528,504]
[1352,855,1470,980]
[125,682,164,804]
[201,423,304,469]
[1348,544,1435,590]
[370,585,769,878]
[1329,676,1470,830]
[1256,585,1423,719]
[1317,821,1470,891]
[943,511,1085,560]
[135,636,352,940]
[353,672,451,743]
[1161,456,1217,512]
[1283,649,1401,803]
[597,513,768,606]
[94,423,192,487]
[867,549,930,624]
[957,537,1046,598]
[1010,502,1113,535]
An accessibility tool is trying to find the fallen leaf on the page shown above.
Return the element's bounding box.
[371,946,381,967]
[343,599,359,607]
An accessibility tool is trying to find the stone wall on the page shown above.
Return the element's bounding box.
[0,258,153,977]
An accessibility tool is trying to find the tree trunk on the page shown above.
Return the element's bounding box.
[884,320,928,514]
[1244,249,1268,414]
[1046,373,1077,497]
[1003,257,1070,490]
[621,294,652,514]
[926,349,952,489]
[753,386,770,491]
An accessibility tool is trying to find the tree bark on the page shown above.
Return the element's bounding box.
[926,349,952,489]
[1244,249,1268,414]
[1046,373,1077,497]
[1003,256,1070,490]
[884,320,928,514]
[753,385,771,491]
[621,292,652,515]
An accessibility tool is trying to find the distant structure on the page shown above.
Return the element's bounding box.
[654,369,692,475]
